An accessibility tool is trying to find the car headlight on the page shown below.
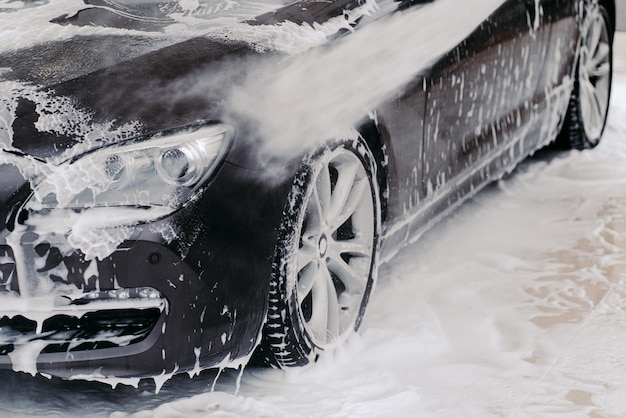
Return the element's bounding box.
[28,123,233,214]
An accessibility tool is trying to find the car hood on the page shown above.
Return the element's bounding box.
[1,33,274,162]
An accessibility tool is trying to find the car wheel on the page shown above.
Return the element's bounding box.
[558,3,612,149]
[258,139,381,368]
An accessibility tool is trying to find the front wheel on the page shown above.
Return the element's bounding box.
[558,3,613,149]
[257,139,381,368]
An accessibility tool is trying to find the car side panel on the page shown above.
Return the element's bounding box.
[422,0,546,202]
[377,0,584,259]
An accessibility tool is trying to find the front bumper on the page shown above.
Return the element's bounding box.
[0,236,230,379]
[0,160,291,379]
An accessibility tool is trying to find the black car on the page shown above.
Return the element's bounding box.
[0,0,614,382]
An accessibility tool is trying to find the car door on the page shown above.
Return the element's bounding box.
[421,0,548,206]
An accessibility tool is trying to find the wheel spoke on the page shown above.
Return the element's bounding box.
[306,190,323,236]
[586,78,605,128]
[297,261,319,303]
[589,61,610,78]
[331,177,369,232]
[323,265,340,339]
[328,237,372,259]
[589,43,610,74]
[595,81,609,109]
[316,164,332,221]
[580,78,600,130]
[327,159,359,224]
[327,254,366,295]
[297,239,318,272]
[580,76,594,102]
[586,17,602,57]
[307,265,330,341]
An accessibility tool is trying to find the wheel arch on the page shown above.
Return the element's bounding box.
[357,120,390,224]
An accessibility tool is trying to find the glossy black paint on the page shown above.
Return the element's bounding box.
[0,0,614,378]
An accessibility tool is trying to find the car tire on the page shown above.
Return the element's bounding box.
[557,3,613,150]
[257,139,381,368]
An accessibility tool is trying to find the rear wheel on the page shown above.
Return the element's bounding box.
[558,3,612,149]
[258,139,380,368]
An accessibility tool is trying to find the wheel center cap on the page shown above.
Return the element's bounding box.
[318,235,328,257]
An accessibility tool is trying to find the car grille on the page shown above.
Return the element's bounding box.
[0,244,167,355]
[0,307,162,355]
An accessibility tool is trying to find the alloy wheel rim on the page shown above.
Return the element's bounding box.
[295,148,375,346]
[579,8,611,141]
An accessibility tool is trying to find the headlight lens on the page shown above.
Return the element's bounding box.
[28,123,233,213]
